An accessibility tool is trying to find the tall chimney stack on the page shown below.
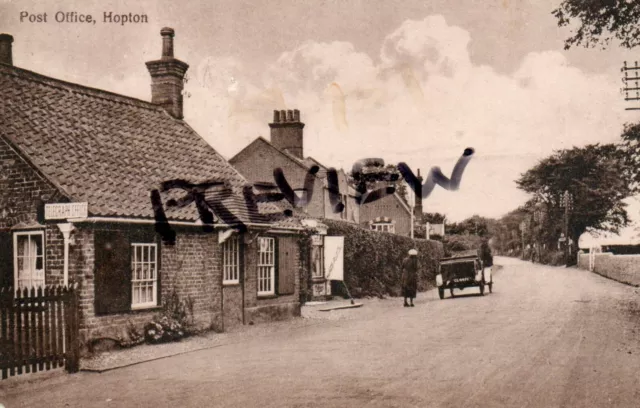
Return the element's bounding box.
[269,109,305,159]
[0,34,13,66]
[146,28,189,119]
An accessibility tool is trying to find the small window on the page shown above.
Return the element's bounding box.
[14,231,45,291]
[257,237,275,295]
[371,223,395,233]
[223,235,240,284]
[131,243,158,309]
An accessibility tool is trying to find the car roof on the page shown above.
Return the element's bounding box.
[439,255,479,264]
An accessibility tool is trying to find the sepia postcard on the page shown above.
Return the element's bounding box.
[1,0,639,407]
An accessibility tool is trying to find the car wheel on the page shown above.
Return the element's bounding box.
[438,288,444,300]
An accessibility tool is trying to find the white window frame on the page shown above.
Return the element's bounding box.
[223,235,240,285]
[257,237,275,296]
[131,243,158,309]
[371,223,395,233]
[13,230,45,292]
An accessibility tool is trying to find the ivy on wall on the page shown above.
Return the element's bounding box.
[320,220,444,299]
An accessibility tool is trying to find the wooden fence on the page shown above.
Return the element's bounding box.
[0,284,79,379]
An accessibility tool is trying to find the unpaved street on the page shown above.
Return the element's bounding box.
[1,257,639,407]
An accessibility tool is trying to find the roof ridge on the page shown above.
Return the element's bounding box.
[0,63,165,114]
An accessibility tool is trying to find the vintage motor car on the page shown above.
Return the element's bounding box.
[435,250,493,299]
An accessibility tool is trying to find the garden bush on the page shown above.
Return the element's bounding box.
[142,290,196,344]
[323,219,444,299]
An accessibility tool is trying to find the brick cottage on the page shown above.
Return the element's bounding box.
[0,29,314,352]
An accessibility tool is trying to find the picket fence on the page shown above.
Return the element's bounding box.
[0,284,80,379]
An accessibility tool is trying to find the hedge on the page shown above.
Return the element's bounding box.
[323,219,444,298]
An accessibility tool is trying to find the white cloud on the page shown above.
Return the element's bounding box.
[178,15,626,221]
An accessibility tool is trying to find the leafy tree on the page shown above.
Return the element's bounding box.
[490,207,530,256]
[422,212,446,224]
[446,215,490,237]
[553,0,640,49]
[619,122,640,191]
[394,173,409,206]
[516,143,633,257]
[347,161,407,204]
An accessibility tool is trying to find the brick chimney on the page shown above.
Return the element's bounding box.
[146,28,189,119]
[414,168,423,219]
[0,34,13,66]
[269,109,305,159]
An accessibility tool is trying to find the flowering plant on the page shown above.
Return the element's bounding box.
[144,316,185,344]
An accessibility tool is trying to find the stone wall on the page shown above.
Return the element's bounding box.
[578,252,640,287]
[591,253,640,287]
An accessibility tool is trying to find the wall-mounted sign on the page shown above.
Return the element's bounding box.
[45,202,88,220]
[324,236,344,281]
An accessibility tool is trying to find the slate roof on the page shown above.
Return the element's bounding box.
[0,63,297,228]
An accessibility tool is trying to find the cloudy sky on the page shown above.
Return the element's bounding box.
[2,0,639,221]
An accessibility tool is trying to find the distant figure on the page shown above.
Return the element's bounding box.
[402,249,419,307]
[480,240,493,268]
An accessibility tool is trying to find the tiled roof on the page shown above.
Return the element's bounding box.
[0,63,285,226]
[232,136,359,197]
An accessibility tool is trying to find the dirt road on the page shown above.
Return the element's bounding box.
[1,257,639,407]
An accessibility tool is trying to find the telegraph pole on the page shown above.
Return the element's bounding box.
[560,190,573,265]
[622,61,640,110]
[519,220,526,259]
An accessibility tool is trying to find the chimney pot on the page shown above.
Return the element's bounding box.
[146,27,189,119]
[160,27,175,58]
[269,108,305,159]
[0,33,14,66]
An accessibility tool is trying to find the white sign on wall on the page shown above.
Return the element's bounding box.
[44,202,88,220]
[324,236,344,281]
[428,223,445,236]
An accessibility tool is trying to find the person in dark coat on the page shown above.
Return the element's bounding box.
[401,249,419,307]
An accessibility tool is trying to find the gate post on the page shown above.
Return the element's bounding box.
[64,283,80,373]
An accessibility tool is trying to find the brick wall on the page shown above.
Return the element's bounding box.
[222,285,243,329]
[0,136,66,229]
[73,226,225,350]
[45,226,65,285]
[0,136,69,287]
[231,140,325,218]
[243,234,301,324]
[359,193,412,236]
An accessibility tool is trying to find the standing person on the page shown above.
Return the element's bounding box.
[401,249,419,307]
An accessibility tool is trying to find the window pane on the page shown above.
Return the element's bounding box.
[33,235,43,256]
[131,243,157,306]
[17,235,27,256]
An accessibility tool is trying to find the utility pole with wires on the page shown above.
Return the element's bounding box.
[560,190,574,265]
[622,61,640,110]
